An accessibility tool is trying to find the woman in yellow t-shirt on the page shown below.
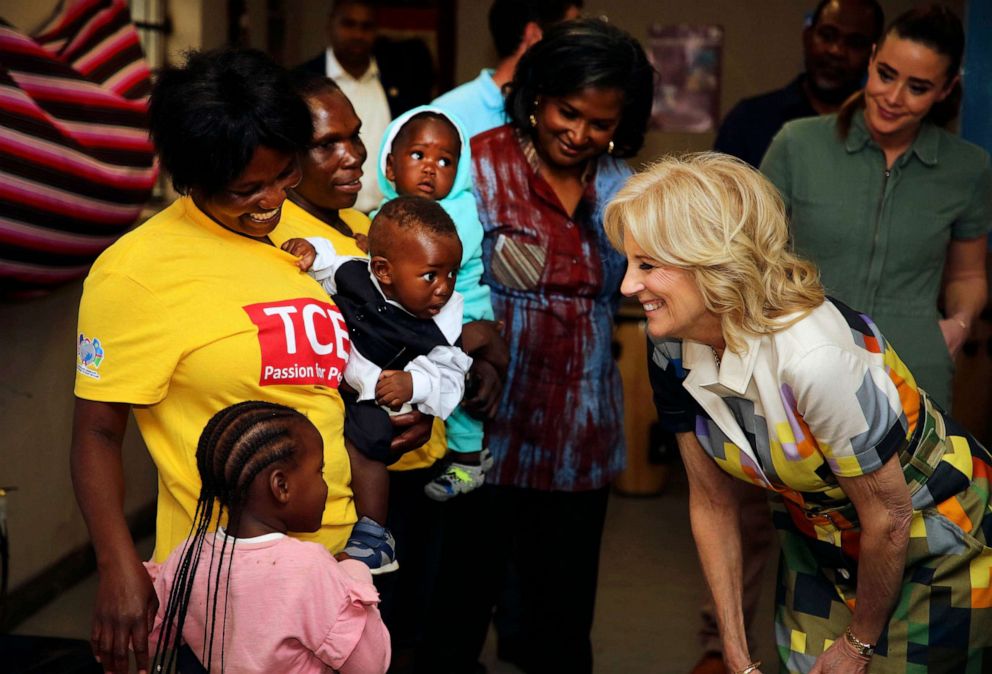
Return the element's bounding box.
[71,49,432,673]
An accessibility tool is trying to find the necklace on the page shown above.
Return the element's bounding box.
[711,347,721,367]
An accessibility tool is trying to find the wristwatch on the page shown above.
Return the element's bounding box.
[844,627,876,657]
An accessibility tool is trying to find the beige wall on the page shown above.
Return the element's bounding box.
[0,283,158,590]
[285,1,330,68]
[2,4,54,34]
[169,0,228,61]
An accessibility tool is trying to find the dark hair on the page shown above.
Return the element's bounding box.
[883,3,962,127]
[391,112,461,155]
[809,0,884,42]
[488,0,583,59]
[289,69,341,100]
[149,48,313,196]
[837,3,964,136]
[505,18,654,158]
[151,401,310,672]
[369,196,458,259]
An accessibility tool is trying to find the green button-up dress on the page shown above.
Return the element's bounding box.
[761,111,992,408]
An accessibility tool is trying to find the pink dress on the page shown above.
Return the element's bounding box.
[147,531,390,673]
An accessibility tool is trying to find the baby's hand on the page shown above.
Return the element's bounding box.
[375,370,413,410]
[281,238,317,271]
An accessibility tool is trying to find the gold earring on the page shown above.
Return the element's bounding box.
[529,96,541,128]
[607,140,615,155]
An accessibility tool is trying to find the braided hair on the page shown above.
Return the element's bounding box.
[151,401,309,672]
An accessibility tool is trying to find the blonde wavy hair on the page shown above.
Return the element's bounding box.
[604,152,824,353]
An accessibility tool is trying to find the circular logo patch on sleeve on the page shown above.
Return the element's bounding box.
[76,333,105,379]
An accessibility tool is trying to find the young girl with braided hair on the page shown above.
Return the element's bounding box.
[146,400,390,673]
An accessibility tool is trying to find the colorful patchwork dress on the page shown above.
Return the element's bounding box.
[649,298,992,673]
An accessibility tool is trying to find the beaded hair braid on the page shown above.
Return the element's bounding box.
[151,401,307,673]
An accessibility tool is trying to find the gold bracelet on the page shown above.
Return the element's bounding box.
[844,627,876,657]
[735,662,762,674]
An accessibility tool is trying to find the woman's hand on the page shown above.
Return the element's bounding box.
[463,359,503,420]
[827,457,911,674]
[91,556,158,674]
[939,235,986,358]
[70,398,154,674]
[809,637,871,674]
[459,320,508,420]
[460,320,509,376]
[388,409,434,456]
[938,316,969,357]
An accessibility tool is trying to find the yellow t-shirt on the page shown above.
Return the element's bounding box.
[76,197,355,561]
[272,200,446,471]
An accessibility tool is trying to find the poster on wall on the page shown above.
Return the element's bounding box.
[648,24,723,133]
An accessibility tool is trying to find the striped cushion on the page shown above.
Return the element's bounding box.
[0,0,156,295]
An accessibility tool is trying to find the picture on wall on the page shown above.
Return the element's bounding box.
[648,24,723,133]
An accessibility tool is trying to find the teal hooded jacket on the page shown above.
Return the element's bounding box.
[373,105,494,324]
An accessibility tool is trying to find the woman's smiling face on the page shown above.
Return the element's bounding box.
[620,236,716,342]
[532,87,623,170]
[863,35,954,143]
[194,145,302,239]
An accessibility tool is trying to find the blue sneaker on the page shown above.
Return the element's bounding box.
[344,517,399,575]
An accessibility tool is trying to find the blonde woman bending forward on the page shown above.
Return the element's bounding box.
[606,153,992,674]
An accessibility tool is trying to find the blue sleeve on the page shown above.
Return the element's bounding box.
[594,157,634,315]
[593,157,633,224]
[646,336,697,433]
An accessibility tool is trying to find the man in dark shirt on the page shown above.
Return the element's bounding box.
[714,0,883,167]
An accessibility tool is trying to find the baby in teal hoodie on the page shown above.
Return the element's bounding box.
[374,105,494,501]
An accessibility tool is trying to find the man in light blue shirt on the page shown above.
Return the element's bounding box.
[433,0,581,139]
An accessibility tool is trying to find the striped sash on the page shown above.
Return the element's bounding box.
[0,0,156,295]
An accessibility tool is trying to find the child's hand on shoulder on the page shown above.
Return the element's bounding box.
[281,238,317,271]
[375,370,413,410]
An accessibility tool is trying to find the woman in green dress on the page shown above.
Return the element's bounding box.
[760,4,991,410]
